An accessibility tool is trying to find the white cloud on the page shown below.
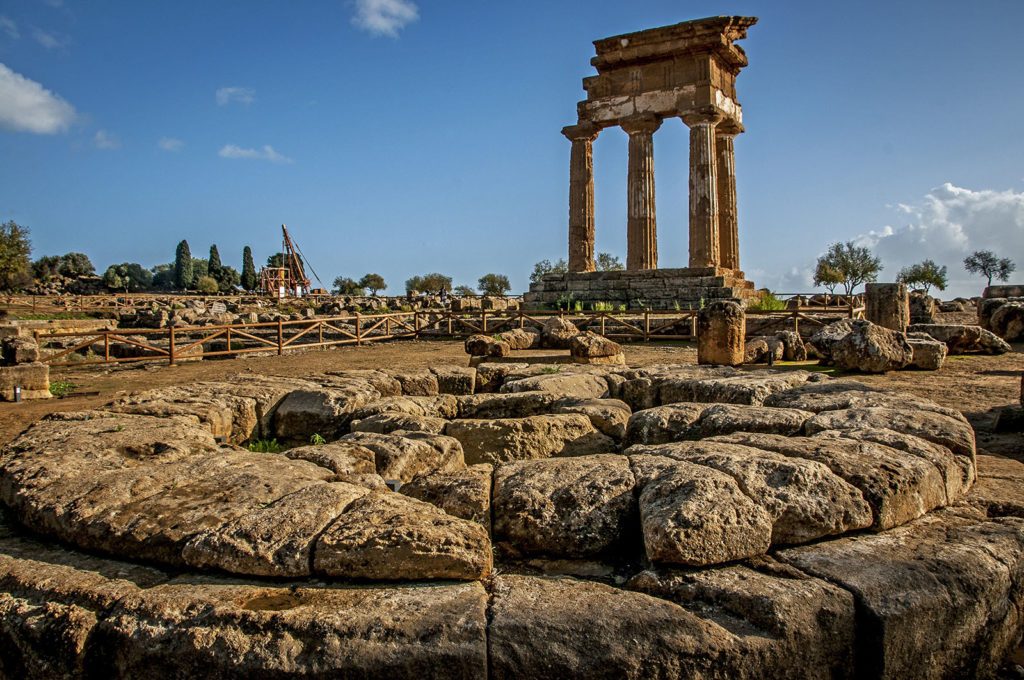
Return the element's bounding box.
[218,144,292,163]
[0,62,76,134]
[351,0,418,37]
[0,16,18,40]
[94,129,121,149]
[158,137,183,151]
[32,28,67,49]
[215,86,255,106]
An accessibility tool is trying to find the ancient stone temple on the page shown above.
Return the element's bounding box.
[525,16,759,309]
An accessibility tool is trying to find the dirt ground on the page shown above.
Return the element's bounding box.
[2,337,1021,461]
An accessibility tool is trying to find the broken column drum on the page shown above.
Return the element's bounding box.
[526,16,759,310]
[865,283,911,332]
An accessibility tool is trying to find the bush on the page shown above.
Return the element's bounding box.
[748,290,786,311]
[196,275,219,293]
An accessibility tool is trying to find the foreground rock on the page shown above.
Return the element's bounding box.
[445,414,615,464]
[811,319,913,373]
[907,323,1011,355]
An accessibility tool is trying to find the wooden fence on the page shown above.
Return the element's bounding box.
[33,305,864,368]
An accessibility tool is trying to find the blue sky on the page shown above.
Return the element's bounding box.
[1,0,1022,298]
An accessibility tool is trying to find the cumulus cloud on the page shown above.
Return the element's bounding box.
[215,86,255,106]
[32,28,67,49]
[0,16,18,40]
[218,144,292,163]
[853,183,1024,294]
[158,137,183,151]
[0,62,76,134]
[93,129,120,149]
[351,0,418,37]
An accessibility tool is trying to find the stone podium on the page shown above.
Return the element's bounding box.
[525,16,759,309]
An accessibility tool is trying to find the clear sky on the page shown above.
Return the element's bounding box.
[2,0,1022,299]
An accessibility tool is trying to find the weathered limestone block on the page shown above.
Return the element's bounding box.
[387,368,440,396]
[711,433,947,531]
[659,370,813,406]
[350,412,449,435]
[502,371,609,399]
[697,300,744,366]
[500,327,540,350]
[349,394,459,420]
[804,406,976,459]
[551,396,631,439]
[865,282,910,332]
[906,332,947,370]
[570,331,625,365]
[820,320,913,373]
[492,455,636,558]
[0,362,50,400]
[990,300,1024,341]
[696,403,812,438]
[272,385,381,440]
[325,369,403,396]
[624,403,708,445]
[743,335,783,364]
[429,365,476,395]
[967,455,1024,518]
[340,431,465,482]
[456,391,555,419]
[541,316,580,349]
[445,414,615,465]
[111,389,253,443]
[285,441,378,475]
[473,362,528,393]
[312,492,492,580]
[464,334,510,358]
[631,455,773,565]
[909,292,936,324]
[181,481,367,577]
[777,513,1024,680]
[1,336,39,364]
[906,323,1010,355]
[399,464,492,525]
[763,379,969,423]
[628,442,872,545]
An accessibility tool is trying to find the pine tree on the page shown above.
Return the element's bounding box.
[174,240,193,290]
[241,246,257,291]
[208,244,222,285]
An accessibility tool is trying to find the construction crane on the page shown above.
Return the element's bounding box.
[257,224,323,298]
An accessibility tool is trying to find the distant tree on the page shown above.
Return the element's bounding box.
[595,252,624,271]
[0,220,32,291]
[266,252,285,268]
[191,258,209,282]
[897,260,948,294]
[530,258,568,285]
[151,263,175,289]
[174,240,193,290]
[812,261,844,294]
[478,273,511,296]
[58,252,94,277]
[32,255,62,280]
[241,246,257,291]
[208,244,223,284]
[963,250,1016,288]
[195,275,219,294]
[216,265,240,292]
[813,241,882,295]
[102,263,153,293]
[359,273,386,295]
[406,272,452,295]
[454,285,475,296]
[333,276,365,296]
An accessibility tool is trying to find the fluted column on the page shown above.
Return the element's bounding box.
[562,122,600,272]
[716,121,741,271]
[682,112,723,269]
[621,114,661,271]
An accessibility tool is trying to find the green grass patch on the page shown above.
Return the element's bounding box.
[49,380,78,397]
[247,438,284,453]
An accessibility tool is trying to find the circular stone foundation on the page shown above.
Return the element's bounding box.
[0,362,1022,678]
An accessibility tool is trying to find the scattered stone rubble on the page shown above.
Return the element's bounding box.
[1,359,1023,677]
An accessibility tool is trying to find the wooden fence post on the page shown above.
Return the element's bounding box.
[277,319,284,355]
[169,327,176,365]
[644,311,650,342]
[355,313,361,346]
[104,332,110,361]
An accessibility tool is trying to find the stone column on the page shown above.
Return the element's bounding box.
[697,300,745,366]
[621,115,662,271]
[716,121,741,272]
[562,122,600,273]
[682,112,723,269]
[865,283,910,332]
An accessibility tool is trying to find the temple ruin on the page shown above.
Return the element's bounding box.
[525,16,760,309]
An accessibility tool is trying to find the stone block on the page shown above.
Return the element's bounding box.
[865,283,910,332]
[697,300,744,366]
[0,362,50,400]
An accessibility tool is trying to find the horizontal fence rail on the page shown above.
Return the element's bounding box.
[32,304,864,368]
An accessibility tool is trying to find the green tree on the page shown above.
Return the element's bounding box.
[530,258,568,285]
[216,265,240,292]
[208,244,223,284]
[195,275,219,294]
[813,241,882,295]
[359,273,387,295]
[963,250,1016,288]
[406,272,452,295]
[58,252,94,277]
[241,246,257,291]
[0,220,32,291]
[267,252,285,268]
[333,276,365,295]
[102,263,153,293]
[174,240,193,290]
[32,255,62,280]
[191,258,209,282]
[812,261,844,294]
[454,285,475,296]
[151,263,175,289]
[897,260,948,294]
[478,273,511,296]
[595,252,624,271]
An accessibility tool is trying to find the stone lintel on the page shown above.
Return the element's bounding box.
[577,89,741,128]
[590,16,757,72]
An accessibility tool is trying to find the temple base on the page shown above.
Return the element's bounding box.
[523,267,757,310]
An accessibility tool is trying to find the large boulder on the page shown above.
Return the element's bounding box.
[990,300,1024,341]
[500,327,540,350]
[906,332,947,370]
[464,334,510,358]
[812,319,913,373]
[340,431,466,482]
[445,414,615,465]
[541,317,579,349]
[1,336,39,365]
[272,384,380,440]
[569,331,625,365]
[743,336,784,364]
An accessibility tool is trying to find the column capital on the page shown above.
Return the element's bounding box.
[561,121,600,142]
[620,114,662,136]
[681,111,723,128]
[716,119,744,137]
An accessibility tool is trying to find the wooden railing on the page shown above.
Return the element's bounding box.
[33,305,864,368]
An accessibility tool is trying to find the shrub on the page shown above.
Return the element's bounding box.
[196,275,219,294]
